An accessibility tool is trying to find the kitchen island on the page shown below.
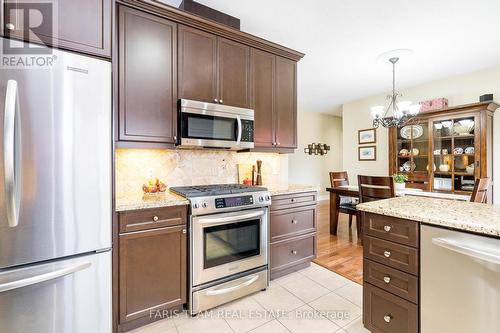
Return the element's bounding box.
[357,196,500,333]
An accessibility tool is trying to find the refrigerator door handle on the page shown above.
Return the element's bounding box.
[3,79,21,228]
[0,262,92,293]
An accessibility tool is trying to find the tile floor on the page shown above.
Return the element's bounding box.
[132,263,369,333]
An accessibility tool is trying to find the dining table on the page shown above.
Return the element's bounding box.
[326,185,470,235]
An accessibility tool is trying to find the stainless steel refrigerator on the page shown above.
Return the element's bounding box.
[0,38,112,333]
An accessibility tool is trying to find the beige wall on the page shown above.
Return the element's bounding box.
[342,65,500,202]
[289,111,343,198]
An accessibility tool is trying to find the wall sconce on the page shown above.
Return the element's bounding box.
[304,143,331,156]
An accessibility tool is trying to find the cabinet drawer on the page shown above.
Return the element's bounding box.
[364,259,418,303]
[270,206,316,242]
[119,205,187,233]
[270,233,316,274]
[364,283,418,333]
[271,192,317,211]
[364,236,418,275]
[364,213,419,247]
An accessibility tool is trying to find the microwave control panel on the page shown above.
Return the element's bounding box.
[240,120,254,142]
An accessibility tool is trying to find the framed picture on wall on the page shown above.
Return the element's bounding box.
[358,128,376,144]
[358,146,376,161]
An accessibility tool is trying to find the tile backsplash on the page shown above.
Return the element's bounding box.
[115,149,288,194]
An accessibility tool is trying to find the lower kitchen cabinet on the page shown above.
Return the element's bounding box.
[117,206,187,331]
[269,192,317,279]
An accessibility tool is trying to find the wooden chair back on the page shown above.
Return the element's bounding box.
[470,178,490,203]
[358,175,395,203]
[330,171,349,187]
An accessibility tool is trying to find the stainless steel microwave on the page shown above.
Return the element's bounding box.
[178,99,254,150]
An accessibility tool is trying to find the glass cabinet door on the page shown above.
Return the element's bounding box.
[396,121,429,176]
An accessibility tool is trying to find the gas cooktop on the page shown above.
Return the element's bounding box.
[170,184,268,198]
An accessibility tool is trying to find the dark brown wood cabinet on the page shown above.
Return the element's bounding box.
[2,0,112,58]
[178,25,218,103]
[270,192,317,280]
[275,57,297,149]
[250,49,275,148]
[117,205,187,331]
[178,25,250,108]
[117,5,177,144]
[250,50,298,150]
[362,212,419,333]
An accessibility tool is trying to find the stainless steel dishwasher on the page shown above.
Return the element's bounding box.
[421,225,500,333]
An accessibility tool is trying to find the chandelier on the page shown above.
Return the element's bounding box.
[371,57,421,128]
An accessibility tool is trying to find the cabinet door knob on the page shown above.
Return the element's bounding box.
[291,220,297,224]
[291,250,297,255]
[277,142,281,146]
[291,198,296,203]
[384,225,392,232]
[182,229,187,234]
[384,314,392,323]
[153,216,159,222]
[383,276,391,284]
[214,98,219,103]
[173,135,177,141]
[383,250,391,258]
[5,23,15,30]
[219,99,223,104]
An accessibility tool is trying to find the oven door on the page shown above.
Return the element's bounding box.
[192,208,268,286]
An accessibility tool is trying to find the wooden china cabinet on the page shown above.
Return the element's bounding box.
[389,102,498,200]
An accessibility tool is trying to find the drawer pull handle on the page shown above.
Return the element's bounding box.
[153,216,159,222]
[383,276,391,284]
[291,220,298,224]
[383,250,391,258]
[291,198,296,203]
[384,314,392,323]
[182,229,187,234]
[291,250,297,255]
[383,225,392,232]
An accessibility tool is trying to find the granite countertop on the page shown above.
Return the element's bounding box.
[116,184,319,212]
[116,192,189,212]
[357,196,500,238]
[267,184,321,196]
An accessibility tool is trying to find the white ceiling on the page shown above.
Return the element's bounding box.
[160,0,500,116]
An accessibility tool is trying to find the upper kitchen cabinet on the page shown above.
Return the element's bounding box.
[178,25,250,108]
[178,25,218,103]
[218,38,250,108]
[117,5,178,145]
[275,57,298,149]
[251,49,276,148]
[2,0,112,58]
[251,50,298,151]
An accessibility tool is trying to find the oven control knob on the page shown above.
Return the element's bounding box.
[202,202,208,208]
[258,196,264,202]
[192,203,199,209]
[265,195,271,201]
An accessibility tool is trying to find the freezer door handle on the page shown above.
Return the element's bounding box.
[0,262,92,293]
[432,237,500,265]
[3,79,21,228]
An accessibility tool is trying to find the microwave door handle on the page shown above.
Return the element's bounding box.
[4,80,21,228]
[236,115,242,145]
[432,237,500,265]
[198,210,265,225]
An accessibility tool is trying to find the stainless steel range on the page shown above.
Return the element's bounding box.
[170,184,271,314]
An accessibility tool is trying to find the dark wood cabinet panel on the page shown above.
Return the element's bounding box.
[270,233,316,277]
[271,192,317,211]
[118,5,177,144]
[364,236,419,275]
[218,38,250,108]
[178,25,218,103]
[270,206,316,242]
[119,225,187,323]
[364,283,418,333]
[275,56,297,149]
[118,205,187,233]
[364,214,419,247]
[250,49,275,148]
[2,0,111,57]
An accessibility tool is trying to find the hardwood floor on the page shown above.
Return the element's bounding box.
[313,199,363,285]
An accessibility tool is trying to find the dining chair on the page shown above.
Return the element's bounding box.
[470,178,490,203]
[329,171,359,231]
[357,175,396,243]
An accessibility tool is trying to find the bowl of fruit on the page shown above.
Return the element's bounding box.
[142,177,167,196]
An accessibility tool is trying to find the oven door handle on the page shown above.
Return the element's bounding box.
[197,210,265,225]
[205,274,260,296]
